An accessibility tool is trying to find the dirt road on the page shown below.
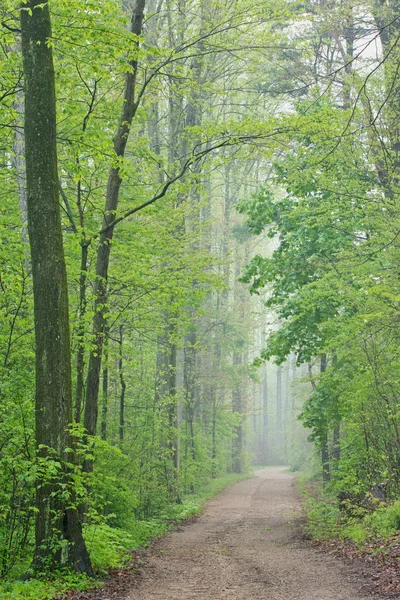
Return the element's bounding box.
[125,467,376,600]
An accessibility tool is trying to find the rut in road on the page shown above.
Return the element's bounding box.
[125,468,376,600]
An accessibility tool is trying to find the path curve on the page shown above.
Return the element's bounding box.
[125,467,376,600]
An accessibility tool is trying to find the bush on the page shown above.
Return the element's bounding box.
[367,500,400,536]
[83,524,138,571]
[302,497,340,540]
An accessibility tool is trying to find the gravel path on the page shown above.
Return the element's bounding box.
[125,467,377,600]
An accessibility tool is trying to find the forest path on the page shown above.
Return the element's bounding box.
[125,468,375,600]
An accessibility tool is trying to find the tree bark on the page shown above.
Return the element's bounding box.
[333,423,341,464]
[262,367,268,464]
[276,365,283,450]
[84,0,146,441]
[100,325,109,441]
[232,351,243,473]
[211,391,217,477]
[74,242,89,423]
[320,354,331,486]
[13,87,30,271]
[20,0,91,573]
[119,325,126,443]
[155,323,179,471]
[184,327,197,463]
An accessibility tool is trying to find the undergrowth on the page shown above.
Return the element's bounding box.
[0,471,250,600]
[0,572,94,600]
[297,473,400,550]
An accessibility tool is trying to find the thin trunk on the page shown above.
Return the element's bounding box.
[210,342,221,478]
[337,6,397,193]
[276,365,282,450]
[333,423,341,464]
[74,243,88,423]
[101,328,109,441]
[332,354,340,466]
[84,0,146,442]
[262,367,268,464]
[211,392,217,477]
[321,431,330,486]
[284,363,290,417]
[320,354,331,485]
[291,357,296,410]
[232,351,243,473]
[168,341,178,468]
[155,325,179,474]
[119,325,126,443]
[184,327,197,462]
[13,88,30,271]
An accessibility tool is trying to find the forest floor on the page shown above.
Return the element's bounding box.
[64,467,391,600]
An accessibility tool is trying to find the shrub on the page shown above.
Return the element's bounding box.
[368,500,400,536]
[302,497,340,540]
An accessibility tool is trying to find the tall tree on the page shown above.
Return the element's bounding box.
[20,0,92,573]
[84,0,146,440]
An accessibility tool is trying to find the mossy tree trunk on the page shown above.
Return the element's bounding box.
[20,0,92,574]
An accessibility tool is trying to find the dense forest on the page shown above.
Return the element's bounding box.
[1,0,400,596]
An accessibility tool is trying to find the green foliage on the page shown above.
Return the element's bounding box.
[10,0,400,585]
[301,483,400,548]
[83,524,139,572]
[368,501,400,537]
[0,470,250,598]
[84,470,250,575]
[0,0,264,575]
[240,47,400,492]
[340,523,369,544]
[303,494,400,548]
[0,572,94,600]
[302,497,341,540]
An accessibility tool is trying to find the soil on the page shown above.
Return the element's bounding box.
[122,467,382,600]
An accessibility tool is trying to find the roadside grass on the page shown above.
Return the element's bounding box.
[0,470,251,600]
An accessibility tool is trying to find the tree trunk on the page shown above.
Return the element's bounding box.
[20,0,91,573]
[333,423,341,465]
[184,326,197,463]
[321,431,331,486]
[331,354,340,466]
[13,87,30,271]
[291,357,296,410]
[262,367,268,464]
[101,328,109,441]
[84,0,146,442]
[232,351,243,473]
[119,325,126,443]
[276,365,283,450]
[211,391,217,477]
[155,324,179,465]
[320,354,331,486]
[168,340,179,468]
[74,242,89,423]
